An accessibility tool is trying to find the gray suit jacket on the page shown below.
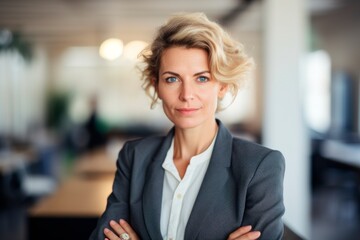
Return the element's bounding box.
[89,120,285,240]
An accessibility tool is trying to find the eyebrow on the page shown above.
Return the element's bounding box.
[161,70,210,77]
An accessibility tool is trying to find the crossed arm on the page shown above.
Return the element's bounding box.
[103,219,261,240]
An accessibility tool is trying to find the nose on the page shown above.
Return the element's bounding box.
[179,81,194,101]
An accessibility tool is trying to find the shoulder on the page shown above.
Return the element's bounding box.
[231,137,285,173]
[232,137,274,158]
[115,134,169,172]
[122,135,166,154]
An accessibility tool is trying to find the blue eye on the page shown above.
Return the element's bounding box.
[197,76,209,83]
[165,77,178,83]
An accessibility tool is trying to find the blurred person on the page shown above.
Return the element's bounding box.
[90,12,285,240]
[82,96,107,151]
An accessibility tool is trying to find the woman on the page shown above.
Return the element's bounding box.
[90,12,285,240]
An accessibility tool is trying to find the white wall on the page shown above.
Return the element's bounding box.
[262,0,310,238]
[0,47,47,139]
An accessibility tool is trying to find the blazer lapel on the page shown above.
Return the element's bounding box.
[142,128,174,240]
[185,121,233,239]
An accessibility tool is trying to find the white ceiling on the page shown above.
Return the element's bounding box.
[0,0,355,48]
[0,0,241,47]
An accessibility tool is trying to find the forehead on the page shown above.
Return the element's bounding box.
[159,47,209,72]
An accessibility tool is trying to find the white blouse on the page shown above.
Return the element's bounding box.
[160,134,217,240]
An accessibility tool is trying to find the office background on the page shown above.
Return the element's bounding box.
[1,0,360,239]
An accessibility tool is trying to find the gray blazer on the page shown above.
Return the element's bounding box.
[89,120,285,240]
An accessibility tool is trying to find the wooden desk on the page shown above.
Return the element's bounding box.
[28,175,114,240]
[27,148,118,240]
[73,149,117,176]
[29,175,113,217]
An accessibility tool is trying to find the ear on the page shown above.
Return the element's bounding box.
[218,83,228,99]
[151,77,157,86]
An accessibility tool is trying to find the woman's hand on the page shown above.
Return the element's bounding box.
[104,219,139,240]
[227,225,261,240]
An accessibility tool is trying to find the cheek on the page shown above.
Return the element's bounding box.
[158,88,173,105]
[157,90,163,100]
[200,89,219,108]
[210,87,222,99]
[157,84,166,100]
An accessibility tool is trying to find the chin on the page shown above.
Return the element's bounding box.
[171,117,213,130]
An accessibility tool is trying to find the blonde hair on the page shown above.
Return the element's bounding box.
[140,12,254,110]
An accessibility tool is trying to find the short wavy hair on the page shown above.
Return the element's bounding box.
[140,12,254,110]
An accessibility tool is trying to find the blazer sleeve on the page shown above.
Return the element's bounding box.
[89,142,132,240]
[241,150,285,240]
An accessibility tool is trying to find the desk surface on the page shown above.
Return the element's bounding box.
[28,175,114,217]
[73,149,117,176]
[29,149,119,217]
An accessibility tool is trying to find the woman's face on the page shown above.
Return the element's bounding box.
[157,46,227,130]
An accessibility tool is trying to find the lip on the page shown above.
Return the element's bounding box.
[176,108,199,114]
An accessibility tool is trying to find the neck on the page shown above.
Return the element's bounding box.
[173,120,218,160]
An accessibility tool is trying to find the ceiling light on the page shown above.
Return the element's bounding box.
[123,40,148,61]
[99,38,123,61]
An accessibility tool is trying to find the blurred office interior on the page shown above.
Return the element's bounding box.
[0,0,360,239]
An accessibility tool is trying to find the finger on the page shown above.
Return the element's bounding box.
[228,225,252,239]
[104,228,120,240]
[235,231,261,240]
[119,219,139,238]
[109,220,126,235]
